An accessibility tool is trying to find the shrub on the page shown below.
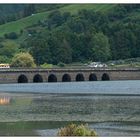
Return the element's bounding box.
[58,62,65,67]
[27,29,37,34]
[20,29,23,34]
[40,63,53,68]
[57,123,97,136]
[0,37,4,42]
[11,52,36,68]
[4,32,18,39]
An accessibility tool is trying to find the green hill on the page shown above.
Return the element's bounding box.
[0,4,139,66]
[0,4,116,37]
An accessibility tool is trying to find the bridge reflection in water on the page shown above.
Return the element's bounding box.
[0,97,11,105]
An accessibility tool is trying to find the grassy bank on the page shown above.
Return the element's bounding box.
[0,4,115,37]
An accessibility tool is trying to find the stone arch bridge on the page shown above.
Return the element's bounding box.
[0,68,140,84]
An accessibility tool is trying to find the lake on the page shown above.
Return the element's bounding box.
[0,80,140,136]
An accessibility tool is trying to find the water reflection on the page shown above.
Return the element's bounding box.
[0,97,11,105]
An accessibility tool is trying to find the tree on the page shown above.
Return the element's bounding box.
[29,37,51,65]
[4,32,18,39]
[58,39,72,63]
[0,41,19,58]
[0,41,20,63]
[91,32,111,62]
[23,4,35,17]
[108,5,127,21]
[47,34,72,64]
[47,10,63,29]
[11,52,36,68]
[111,29,136,60]
[0,55,10,63]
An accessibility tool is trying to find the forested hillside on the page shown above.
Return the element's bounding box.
[0,4,139,67]
[0,4,25,24]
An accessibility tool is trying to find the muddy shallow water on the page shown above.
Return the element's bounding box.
[0,81,140,136]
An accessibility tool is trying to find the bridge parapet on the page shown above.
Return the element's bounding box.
[0,68,140,72]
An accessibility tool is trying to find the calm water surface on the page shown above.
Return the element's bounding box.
[0,80,140,136]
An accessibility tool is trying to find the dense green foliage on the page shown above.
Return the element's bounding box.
[57,123,97,136]
[0,4,139,66]
[21,4,140,64]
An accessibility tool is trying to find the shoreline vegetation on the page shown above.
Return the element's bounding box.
[57,123,97,136]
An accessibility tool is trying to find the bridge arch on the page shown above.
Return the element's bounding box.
[89,73,97,81]
[18,74,28,83]
[62,74,71,82]
[33,74,43,83]
[102,73,110,81]
[76,73,85,81]
[48,74,57,82]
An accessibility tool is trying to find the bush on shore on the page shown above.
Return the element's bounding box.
[57,123,97,136]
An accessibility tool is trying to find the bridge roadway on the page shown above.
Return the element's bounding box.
[0,68,140,84]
